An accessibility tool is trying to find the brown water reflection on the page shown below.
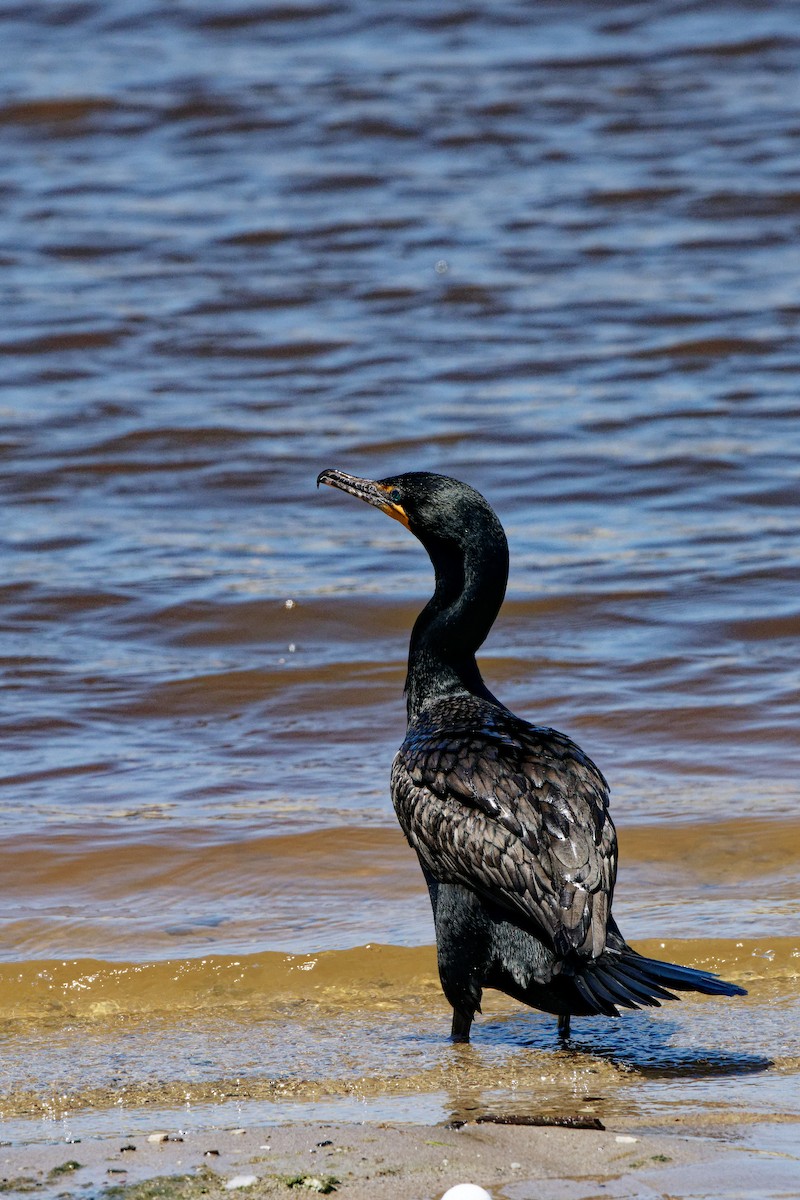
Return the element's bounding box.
[2,817,799,959]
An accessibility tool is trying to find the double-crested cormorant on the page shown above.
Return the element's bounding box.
[318,468,746,1041]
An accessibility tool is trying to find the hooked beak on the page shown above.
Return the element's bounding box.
[317,468,410,529]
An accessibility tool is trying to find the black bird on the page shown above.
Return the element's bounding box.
[318,468,746,1041]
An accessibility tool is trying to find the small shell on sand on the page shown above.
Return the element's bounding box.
[441,1185,493,1200]
[225,1175,257,1190]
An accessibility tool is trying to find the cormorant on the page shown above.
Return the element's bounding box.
[318,468,746,1041]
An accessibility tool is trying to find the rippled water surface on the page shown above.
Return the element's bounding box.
[1,0,799,1157]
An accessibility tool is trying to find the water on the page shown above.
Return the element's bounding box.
[1,0,799,1158]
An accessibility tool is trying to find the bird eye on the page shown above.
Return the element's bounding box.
[389,488,402,504]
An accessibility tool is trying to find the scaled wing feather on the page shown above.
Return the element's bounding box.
[391,695,617,959]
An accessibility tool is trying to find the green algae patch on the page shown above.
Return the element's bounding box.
[47,1161,82,1178]
[283,1176,339,1193]
[105,1171,227,1199]
[104,1169,340,1198]
[0,1178,41,1194]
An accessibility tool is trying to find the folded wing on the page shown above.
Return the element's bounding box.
[391,694,617,960]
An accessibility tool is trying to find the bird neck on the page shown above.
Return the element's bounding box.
[404,532,508,721]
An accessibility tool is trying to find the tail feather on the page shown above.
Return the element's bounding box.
[573,946,746,1017]
[622,950,747,998]
[571,971,617,1017]
[583,966,639,1012]
[609,961,679,1004]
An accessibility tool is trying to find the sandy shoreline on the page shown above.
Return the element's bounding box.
[2,947,797,1198]
[3,1114,799,1200]
[1,939,797,1197]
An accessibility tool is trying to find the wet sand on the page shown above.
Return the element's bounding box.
[4,1115,800,1200]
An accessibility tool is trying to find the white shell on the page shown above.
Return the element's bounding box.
[441,1185,493,1200]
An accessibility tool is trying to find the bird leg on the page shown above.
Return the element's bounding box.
[451,1008,473,1042]
[558,1013,571,1040]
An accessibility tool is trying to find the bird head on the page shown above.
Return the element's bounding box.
[317,469,504,564]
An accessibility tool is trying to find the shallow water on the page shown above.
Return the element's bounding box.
[0,937,796,1144]
[1,0,799,1162]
